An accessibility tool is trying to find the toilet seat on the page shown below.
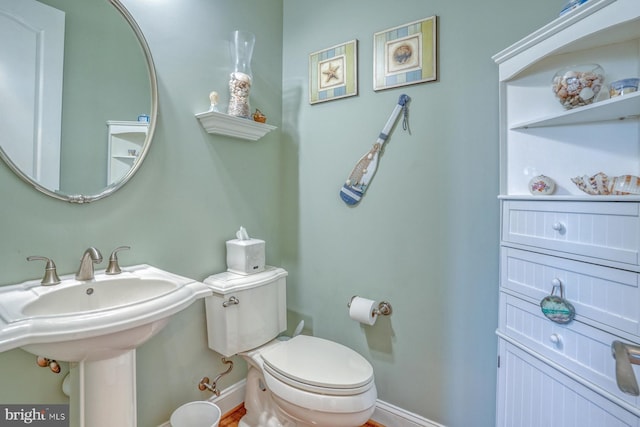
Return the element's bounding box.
[260,335,375,396]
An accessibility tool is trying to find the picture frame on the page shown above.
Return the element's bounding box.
[309,39,358,104]
[373,16,437,91]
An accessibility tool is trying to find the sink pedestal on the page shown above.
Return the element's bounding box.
[70,350,137,427]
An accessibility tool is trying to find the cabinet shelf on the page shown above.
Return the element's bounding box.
[496,0,640,197]
[195,110,276,141]
[107,121,147,186]
[511,91,640,129]
[498,194,640,202]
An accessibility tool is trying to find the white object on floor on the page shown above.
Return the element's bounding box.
[170,401,221,427]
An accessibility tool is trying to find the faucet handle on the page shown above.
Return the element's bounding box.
[27,256,61,286]
[105,246,131,275]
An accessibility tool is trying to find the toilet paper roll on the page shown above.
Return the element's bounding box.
[349,297,378,325]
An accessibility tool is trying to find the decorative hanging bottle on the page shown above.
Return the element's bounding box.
[227,30,255,118]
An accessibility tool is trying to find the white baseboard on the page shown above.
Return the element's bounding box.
[210,379,247,415]
[373,400,446,427]
[158,380,445,427]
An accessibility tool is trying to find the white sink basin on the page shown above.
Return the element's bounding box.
[22,277,178,316]
[0,264,211,361]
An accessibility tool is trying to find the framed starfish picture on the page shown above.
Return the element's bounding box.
[309,39,358,104]
[373,16,437,91]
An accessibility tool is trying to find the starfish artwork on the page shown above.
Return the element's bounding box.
[322,63,340,83]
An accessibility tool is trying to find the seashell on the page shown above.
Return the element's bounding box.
[579,86,594,100]
[572,173,640,196]
[610,175,640,195]
[566,80,581,95]
[571,172,610,195]
[252,109,266,123]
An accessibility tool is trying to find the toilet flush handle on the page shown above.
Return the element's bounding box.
[222,296,239,307]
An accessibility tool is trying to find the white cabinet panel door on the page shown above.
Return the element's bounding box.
[0,0,64,189]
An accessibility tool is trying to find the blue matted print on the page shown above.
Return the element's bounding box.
[309,40,358,104]
[373,16,437,91]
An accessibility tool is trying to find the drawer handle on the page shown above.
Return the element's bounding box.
[611,340,640,396]
[549,333,562,346]
[552,222,564,232]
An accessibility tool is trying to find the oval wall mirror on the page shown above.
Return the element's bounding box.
[0,0,157,203]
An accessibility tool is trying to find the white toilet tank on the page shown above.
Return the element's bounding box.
[203,266,287,357]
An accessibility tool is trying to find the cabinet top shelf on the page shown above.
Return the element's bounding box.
[494,0,639,81]
[499,194,640,201]
[510,91,640,129]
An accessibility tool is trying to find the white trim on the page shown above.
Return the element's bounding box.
[210,379,247,416]
[373,399,446,427]
[491,0,614,65]
[157,379,445,427]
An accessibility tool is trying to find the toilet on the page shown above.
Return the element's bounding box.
[203,267,377,427]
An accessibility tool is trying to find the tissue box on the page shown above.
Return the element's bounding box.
[226,238,265,275]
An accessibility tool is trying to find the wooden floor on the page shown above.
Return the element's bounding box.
[219,404,384,427]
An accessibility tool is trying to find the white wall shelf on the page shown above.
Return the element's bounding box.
[195,110,276,141]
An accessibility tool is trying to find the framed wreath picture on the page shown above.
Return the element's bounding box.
[309,39,358,104]
[373,16,437,91]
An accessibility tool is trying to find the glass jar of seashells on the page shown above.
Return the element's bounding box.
[551,64,604,109]
[227,31,255,118]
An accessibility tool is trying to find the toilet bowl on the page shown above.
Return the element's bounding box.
[243,335,376,427]
[203,267,377,427]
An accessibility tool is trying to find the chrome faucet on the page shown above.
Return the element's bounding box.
[76,247,103,281]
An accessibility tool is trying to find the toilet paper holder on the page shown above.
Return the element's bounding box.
[348,296,393,316]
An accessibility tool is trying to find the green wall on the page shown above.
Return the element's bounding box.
[0,1,283,426]
[0,0,561,426]
[281,1,557,426]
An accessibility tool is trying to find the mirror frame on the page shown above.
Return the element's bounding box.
[0,0,158,204]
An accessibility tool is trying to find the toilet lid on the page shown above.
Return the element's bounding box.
[260,335,374,393]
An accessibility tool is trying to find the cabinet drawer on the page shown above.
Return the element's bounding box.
[502,200,640,266]
[500,293,640,408]
[497,339,640,427]
[501,247,640,337]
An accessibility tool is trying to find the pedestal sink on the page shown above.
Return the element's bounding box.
[0,264,211,427]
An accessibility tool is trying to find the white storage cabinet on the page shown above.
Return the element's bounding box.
[494,1,640,425]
